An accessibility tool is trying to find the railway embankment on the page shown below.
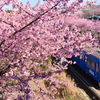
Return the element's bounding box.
[29,69,92,100]
[67,64,100,100]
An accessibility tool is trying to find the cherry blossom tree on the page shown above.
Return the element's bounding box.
[81,4,100,18]
[0,0,99,100]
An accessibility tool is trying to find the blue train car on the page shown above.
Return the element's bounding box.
[71,48,100,87]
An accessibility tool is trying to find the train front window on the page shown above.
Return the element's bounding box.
[77,54,82,59]
[77,55,80,59]
[85,56,87,64]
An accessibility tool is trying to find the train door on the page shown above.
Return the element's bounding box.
[89,60,99,82]
[84,55,100,84]
[88,58,95,76]
[85,56,97,79]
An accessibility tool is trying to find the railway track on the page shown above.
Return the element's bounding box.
[67,65,100,100]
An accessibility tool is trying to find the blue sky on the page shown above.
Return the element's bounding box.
[17,0,100,6]
[18,0,44,6]
[3,0,100,10]
[3,0,44,10]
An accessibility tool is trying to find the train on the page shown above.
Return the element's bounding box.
[71,48,100,87]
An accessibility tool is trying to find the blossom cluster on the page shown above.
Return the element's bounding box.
[0,0,99,100]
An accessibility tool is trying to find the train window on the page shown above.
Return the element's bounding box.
[85,56,95,70]
[95,63,98,72]
[89,60,94,70]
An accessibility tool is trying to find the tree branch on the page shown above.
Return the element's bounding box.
[0,2,60,76]
[12,2,59,36]
[0,2,59,47]
[0,65,11,76]
[18,6,34,17]
[1,20,16,31]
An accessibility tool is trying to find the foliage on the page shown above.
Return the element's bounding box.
[0,0,99,100]
[5,10,12,13]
